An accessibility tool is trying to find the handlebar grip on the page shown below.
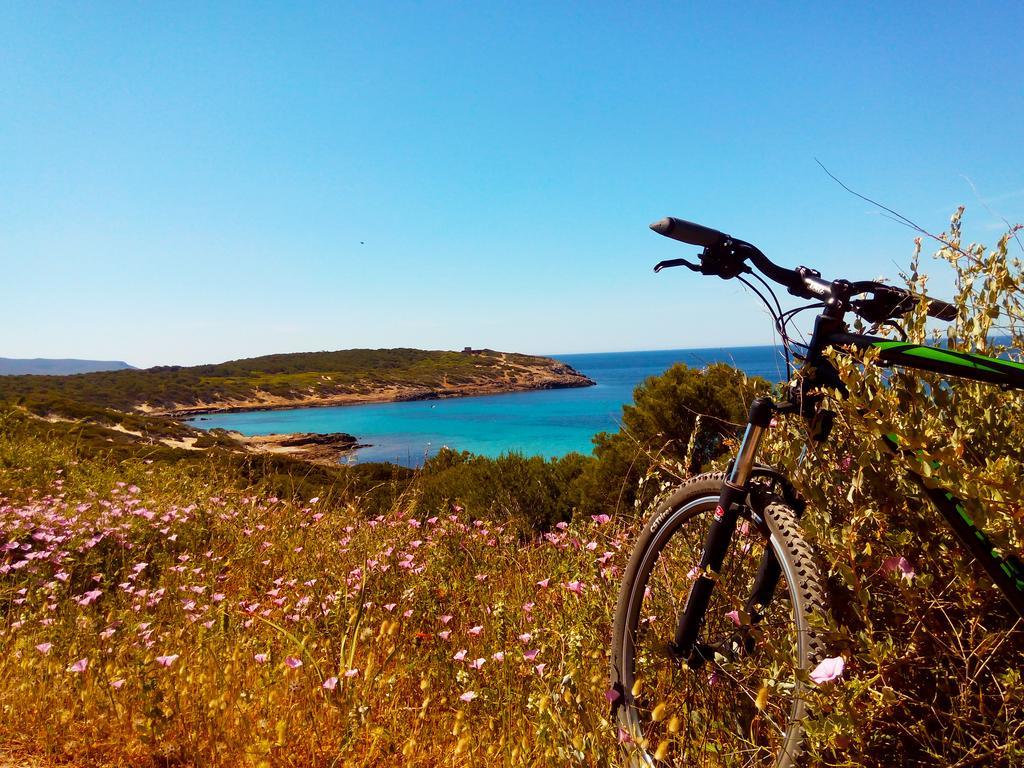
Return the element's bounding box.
[927,298,958,321]
[650,217,726,248]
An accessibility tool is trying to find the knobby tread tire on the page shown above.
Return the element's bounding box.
[610,472,829,767]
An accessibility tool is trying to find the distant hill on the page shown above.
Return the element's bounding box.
[0,348,594,415]
[0,358,135,376]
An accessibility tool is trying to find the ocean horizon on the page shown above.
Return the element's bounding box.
[189,345,788,466]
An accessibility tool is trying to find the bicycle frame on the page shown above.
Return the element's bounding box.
[672,309,1024,661]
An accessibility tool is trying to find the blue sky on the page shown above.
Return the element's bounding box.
[3,2,1022,367]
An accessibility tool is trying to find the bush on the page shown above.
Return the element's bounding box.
[756,211,1024,765]
[575,362,770,519]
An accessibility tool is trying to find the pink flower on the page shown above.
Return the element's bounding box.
[155,654,179,668]
[564,581,584,595]
[534,663,546,676]
[76,589,103,606]
[440,615,453,625]
[35,642,53,655]
[322,676,338,690]
[110,679,125,689]
[285,656,303,669]
[453,649,467,661]
[469,657,486,670]
[882,556,916,581]
[459,690,477,702]
[438,630,452,640]
[725,610,742,627]
[344,668,359,678]
[254,653,269,664]
[536,578,550,589]
[810,656,845,685]
[518,632,532,643]
[523,649,539,661]
[591,514,611,525]
[604,688,621,704]
[467,625,483,636]
[491,651,505,662]
[67,658,88,673]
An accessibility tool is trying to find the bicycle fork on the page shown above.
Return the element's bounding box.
[672,396,780,662]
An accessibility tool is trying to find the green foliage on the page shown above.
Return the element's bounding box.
[575,362,769,518]
[757,211,1024,765]
[415,448,589,535]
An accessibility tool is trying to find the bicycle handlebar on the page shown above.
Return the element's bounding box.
[650,215,958,323]
[649,217,727,248]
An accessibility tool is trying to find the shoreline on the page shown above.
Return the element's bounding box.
[229,431,369,466]
[154,377,596,419]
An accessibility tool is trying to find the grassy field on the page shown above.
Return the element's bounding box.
[0,410,626,767]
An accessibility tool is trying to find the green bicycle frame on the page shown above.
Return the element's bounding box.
[829,332,1024,618]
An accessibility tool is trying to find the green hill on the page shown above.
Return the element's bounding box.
[0,347,593,415]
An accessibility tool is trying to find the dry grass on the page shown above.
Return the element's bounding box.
[0,423,627,767]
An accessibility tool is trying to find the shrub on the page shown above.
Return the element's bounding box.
[756,211,1024,765]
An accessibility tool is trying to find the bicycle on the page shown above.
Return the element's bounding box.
[608,216,1024,767]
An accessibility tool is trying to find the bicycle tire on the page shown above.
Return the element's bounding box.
[610,472,827,767]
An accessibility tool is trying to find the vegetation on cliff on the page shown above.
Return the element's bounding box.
[0,348,593,415]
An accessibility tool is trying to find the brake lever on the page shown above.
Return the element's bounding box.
[654,258,702,273]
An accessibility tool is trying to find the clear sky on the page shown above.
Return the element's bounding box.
[3,2,1022,367]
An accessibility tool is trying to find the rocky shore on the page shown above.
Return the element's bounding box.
[229,431,368,465]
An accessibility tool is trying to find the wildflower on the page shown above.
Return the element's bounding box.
[604,688,621,704]
[309,496,320,504]
[323,676,338,690]
[67,658,88,673]
[534,663,546,675]
[155,654,179,668]
[518,633,532,643]
[76,589,103,606]
[453,649,467,661]
[440,615,453,625]
[35,642,53,655]
[438,630,452,640]
[565,581,584,595]
[344,668,359,678]
[491,651,505,662]
[459,690,477,702]
[469,658,485,670]
[467,625,483,636]
[882,556,916,581]
[591,514,611,525]
[725,610,742,626]
[111,679,125,689]
[523,649,540,661]
[536,578,550,589]
[810,656,845,685]
[285,656,303,669]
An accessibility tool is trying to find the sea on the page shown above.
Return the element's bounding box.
[188,346,788,466]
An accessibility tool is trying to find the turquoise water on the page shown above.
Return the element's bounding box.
[189,346,787,465]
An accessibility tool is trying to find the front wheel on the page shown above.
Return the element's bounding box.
[610,472,827,767]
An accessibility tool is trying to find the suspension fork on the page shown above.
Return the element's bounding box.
[672,396,776,659]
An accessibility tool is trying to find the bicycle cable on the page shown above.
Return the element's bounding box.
[736,274,793,381]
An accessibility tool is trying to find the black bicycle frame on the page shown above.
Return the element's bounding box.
[672,312,1024,660]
